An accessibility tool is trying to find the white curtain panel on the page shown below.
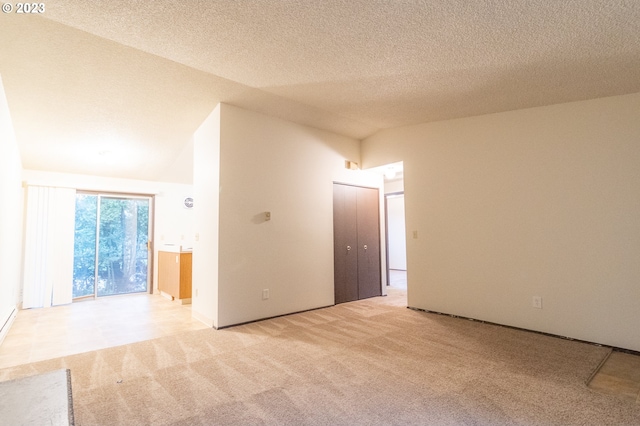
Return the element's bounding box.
[22,186,76,309]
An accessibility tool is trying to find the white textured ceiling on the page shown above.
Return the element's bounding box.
[1,1,639,182]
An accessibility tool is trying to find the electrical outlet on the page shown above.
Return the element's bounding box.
[262,289,270,300]
[413,230,418,239]
[532,296,542,309]
[195,288,198,297]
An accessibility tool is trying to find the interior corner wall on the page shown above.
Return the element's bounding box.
[216,103,382,328]
[0,75,24,337]
[158,137,194,185]
[148,181,194,291]
[361,92,640,352]
[192,105,221,328]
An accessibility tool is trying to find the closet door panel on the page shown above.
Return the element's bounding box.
[356,187,382,299]
[333,184,359,304]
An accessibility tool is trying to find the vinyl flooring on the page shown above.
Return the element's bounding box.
[589,350,640,404]
[0,293,208,369]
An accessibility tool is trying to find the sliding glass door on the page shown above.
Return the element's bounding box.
[73,193,152,299]
[73,194,98,298]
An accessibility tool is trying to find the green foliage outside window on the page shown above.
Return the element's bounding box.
[73,194,149,298]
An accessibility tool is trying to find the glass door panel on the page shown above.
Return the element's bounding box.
[72,193,151,299]
[97,197,150,296]
[72,194,98,298]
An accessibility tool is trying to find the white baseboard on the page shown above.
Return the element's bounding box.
[192,309,215,328]
[159,290,174,300]
[0,307,17,347]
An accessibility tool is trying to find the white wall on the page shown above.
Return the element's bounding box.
[192,106,221,327]
[21,170,194,294]
[384,179,404,195]
[158,138,194,185]
[384,178,407,271]
[362,92,640,352]
[0,75,23,340]
[214,104,383,327]
[386,194,407,270]
[151,182,194,290]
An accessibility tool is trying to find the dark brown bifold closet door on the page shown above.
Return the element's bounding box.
[333,183,381,304]
[333,184,359,303]
[356,186,382,299]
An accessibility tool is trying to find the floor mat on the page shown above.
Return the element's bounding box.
[0,368,74,425]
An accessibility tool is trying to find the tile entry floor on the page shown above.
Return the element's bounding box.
[0,293,208,370]
[3,274,410,369]
[589,350,640,404]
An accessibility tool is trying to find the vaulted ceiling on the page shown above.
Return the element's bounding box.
[1,1,639,182]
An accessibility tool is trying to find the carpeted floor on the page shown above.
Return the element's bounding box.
[1,289,639,425]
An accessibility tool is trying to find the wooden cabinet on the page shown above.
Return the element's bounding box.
[158,250,192,303]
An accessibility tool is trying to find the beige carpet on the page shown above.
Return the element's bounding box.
[1,290,639,425]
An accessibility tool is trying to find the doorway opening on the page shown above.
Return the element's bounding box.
[385,192,407,290]
[72,192,153,299]
[369,161,407,299]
